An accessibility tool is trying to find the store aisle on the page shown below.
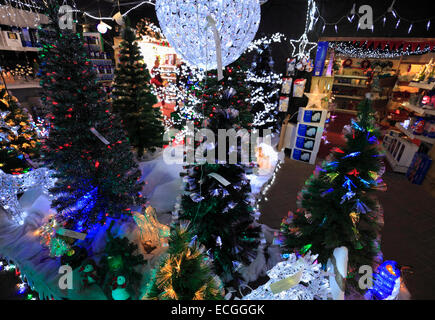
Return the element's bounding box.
[259,157,435,299]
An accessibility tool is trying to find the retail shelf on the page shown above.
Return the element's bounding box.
[332,82,368,88]
[0,46,39,52]
[395,122,435,144]
[408,82,435,90]
[334,74,369,80]
[334,94,364,100]
[4,82,40,89]
[402,102,435,116]
[333,108,358,115]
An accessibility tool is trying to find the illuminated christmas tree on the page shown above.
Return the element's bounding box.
[38,0,144,231]
[112,21,164,157]
[247,44,281,133]
[147,226,223,300]
[281,99,385,277]
[177,91,260,286]
[0,88,39,174]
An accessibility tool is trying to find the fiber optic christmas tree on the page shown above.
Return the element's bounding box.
[247,44,281,133]
[38,0,144,231]
[0,88,39,174]
[177,85,260,286]
[113,22,164,157]
[147,226,223,300]
[281,99,385,275]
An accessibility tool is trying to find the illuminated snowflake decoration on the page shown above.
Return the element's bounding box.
[155,0,261,70]
[242,252,331,300]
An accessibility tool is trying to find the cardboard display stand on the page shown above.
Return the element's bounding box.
[290,107,328,164]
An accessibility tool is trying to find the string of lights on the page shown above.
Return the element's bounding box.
[317,0,435,34]
[330,41,435,59]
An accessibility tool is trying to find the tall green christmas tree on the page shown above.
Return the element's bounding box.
[0,88,39,174]
[113,22,164,157]
[281,99,385,275]
[147,226,223,300]
[38,0,144,231]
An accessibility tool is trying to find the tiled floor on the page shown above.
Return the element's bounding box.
[258,157,435,299]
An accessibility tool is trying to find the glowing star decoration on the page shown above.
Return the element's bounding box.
[242,252,331,300]
[289,0,318,60]
[367,260,401,300]
[0,168,56,225]
[155,0,261,70]
[304,85,327,109]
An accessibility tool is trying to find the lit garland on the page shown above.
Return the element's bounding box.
[330,41,435,59]
[246,34,284,130]
[317,0,433,35]
[255,159,282,210]
[0,259,37,299]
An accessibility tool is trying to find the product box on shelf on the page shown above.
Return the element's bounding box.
[1,31,22,48]
[383,131,419,173]
[290,107,327,165]
[406,153,433,185]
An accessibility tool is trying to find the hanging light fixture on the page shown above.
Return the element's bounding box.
[96,0,112,34]
[97,21,111,34]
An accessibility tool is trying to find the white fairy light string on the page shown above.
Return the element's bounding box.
[317,0,435,34]
[330,41,435,59]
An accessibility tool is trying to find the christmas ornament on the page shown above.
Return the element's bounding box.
[155,0,261,70]
[79,260,99,288]
[111,276,130,300]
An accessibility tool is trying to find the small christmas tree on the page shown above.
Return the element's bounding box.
[113,22,164,157]
[177,106,260,285]
[281,99,385,276]
[147,226,223,300]
[0,88,39,174]
[38,0,144,230]
[247,45,281,133]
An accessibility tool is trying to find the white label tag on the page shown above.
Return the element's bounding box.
[56,228,87,240]
[208,173,231,186]
[90,127,110,145]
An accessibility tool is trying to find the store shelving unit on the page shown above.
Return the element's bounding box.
[332,73,370,114]
[395,122,435,144]
[402,102,435,116]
